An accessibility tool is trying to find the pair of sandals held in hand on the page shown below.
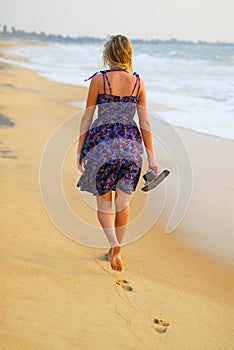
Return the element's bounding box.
[141,169,170,192]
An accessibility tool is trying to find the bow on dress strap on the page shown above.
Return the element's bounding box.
[84,71,100,81]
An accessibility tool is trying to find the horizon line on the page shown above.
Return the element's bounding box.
[0,25,234,45]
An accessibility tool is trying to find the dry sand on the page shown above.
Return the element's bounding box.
[0,41,234,350]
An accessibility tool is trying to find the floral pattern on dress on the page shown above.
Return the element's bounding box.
[77,71,144,196]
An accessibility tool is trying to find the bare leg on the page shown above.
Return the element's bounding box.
[111,246,122,272]
[96,191,122,271]
[96,191,119,247]
[115,188,131,245]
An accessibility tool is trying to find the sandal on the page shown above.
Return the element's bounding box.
[141,169,170,192]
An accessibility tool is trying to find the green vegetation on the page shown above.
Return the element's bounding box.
[0,24,103,44]
[0,24,233,46]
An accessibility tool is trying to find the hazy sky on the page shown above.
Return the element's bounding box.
[0,0,234,42]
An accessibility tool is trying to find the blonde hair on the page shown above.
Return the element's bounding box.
[103,35,133,73]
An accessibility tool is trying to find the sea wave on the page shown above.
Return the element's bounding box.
[1,41,234,140]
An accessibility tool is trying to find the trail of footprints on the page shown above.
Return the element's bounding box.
[116,279,170,333]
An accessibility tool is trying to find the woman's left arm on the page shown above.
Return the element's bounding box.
[77,75,101,172]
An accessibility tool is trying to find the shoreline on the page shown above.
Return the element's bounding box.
[1,40,234,350]
[1,40,233,142]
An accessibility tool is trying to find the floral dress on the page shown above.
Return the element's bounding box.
[77,69,144,196]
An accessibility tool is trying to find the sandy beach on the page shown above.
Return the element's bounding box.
[1,41,234,350]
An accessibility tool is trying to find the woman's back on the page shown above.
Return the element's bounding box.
[98,70,140,98]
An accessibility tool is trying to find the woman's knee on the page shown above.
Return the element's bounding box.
[96,192,113,213]
[115,189,131,212]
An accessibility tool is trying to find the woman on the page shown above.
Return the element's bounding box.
[77,35,158,272]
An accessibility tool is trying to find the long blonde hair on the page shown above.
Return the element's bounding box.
[103,35,133,73]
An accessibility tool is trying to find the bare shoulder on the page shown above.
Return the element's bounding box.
[90,73,103,87]
[137,77,147,106]
[138,77,146,94]
[139,76,145,85]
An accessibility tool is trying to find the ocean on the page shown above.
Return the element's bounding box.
[1,40,234,140]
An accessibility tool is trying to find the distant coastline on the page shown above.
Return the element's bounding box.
[0,25,233,46]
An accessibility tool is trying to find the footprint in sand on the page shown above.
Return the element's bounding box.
[116,279,133,292]
[153,318,169,333]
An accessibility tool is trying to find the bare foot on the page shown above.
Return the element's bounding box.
[111,246,122,272]
[106,248,113,262]
[106,248,122,263]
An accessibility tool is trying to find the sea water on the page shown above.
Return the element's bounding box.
[1,40,234,140]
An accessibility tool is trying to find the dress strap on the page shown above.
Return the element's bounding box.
[131,73,141,96]
[102,74,106,94]
[84,70,112,95]
[102,71,112,95]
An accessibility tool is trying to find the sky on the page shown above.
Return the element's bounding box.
[0,0,234,42]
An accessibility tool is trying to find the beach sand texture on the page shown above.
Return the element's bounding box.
[0,41,234,350]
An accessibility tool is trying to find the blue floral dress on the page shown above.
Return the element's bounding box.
[77,69,144,196]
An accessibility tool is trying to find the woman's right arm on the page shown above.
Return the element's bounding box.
[77,75,101,172]
[137,79,158,173]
